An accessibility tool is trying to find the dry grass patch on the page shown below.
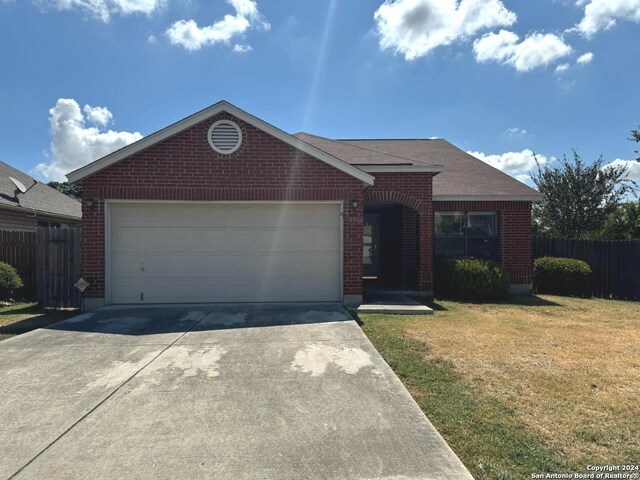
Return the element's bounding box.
[405,295,640,464]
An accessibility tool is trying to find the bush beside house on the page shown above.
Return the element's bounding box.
[435,258,509,301]
[0,262,23,301]
[534,257,592,297]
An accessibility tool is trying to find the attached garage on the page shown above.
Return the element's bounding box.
[107,202,342,304]
[70,101,374,310]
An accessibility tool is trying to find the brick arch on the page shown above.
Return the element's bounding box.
[363,190,424,213]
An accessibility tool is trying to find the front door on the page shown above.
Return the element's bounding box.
[363,213,380,279]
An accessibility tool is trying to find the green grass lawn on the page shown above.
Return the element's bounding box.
[358,295,640,480]
[0,303,79,341]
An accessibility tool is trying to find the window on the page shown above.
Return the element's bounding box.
[435,212,499,261]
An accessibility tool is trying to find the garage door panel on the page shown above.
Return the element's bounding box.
[112,229,338,254]
[111,277,338,303]
[111,253,338,277]
[111,204,336,229]
[109,203,341,303]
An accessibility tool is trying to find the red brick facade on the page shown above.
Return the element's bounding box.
[81,113,366,300]
[80,110,534,304]
[401,206,418,288]
[433,201,533,285]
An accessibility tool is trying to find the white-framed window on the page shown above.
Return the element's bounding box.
[208,120,242,154]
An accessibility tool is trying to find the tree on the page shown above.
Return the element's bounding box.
[595,200,640,240]
[47,182,83,201]
[631,125,640,161]
[531,151,636,239]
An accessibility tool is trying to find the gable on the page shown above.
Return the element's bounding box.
[67,101,373,185]
[84,112,371,192]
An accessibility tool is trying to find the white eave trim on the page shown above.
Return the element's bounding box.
[66,101,375,186]
[356,165,444,173]
[433,194,543,202]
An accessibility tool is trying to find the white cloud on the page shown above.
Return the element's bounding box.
[474,29,573,72]
[34,98,142,182]
[574,0,640,37]
[232,43,253,53]
[373,0,516,60]
[38,0,166,22]
[82,104,112,126]
[604,159,640,182]
[166,0,269,52]
[504,127,528,137]
[576,51,594,64]
[555,63,570,73]
[467,149,550,183]
[147,34,157,43]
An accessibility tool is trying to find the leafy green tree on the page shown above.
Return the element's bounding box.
[531,151,636,239]
[594,200,640,240]
[47,182,83,201]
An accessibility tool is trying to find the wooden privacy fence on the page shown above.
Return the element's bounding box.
[533,236,640,300]
[36,227,82,308]
[0,230,37,296]
[0,228,82,307]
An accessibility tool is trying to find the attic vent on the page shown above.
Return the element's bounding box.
[208,120,242,154]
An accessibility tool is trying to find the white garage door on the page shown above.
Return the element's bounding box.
[108,202,341,304]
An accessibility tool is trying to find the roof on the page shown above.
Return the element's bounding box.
[0,161,81,220]
[295,134,542,201]
[67,101,374,186]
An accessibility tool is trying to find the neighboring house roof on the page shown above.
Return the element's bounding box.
[0,161,81,220]
[67,101,374,185]
[295,133,542,201]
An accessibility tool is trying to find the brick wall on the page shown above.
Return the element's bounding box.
[433,201,533,284]
[81,112,365,299]
[401,206,418,289]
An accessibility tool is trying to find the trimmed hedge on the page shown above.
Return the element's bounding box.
[435,257,509,301]
[0,262,23,300]
[533,257,591,297]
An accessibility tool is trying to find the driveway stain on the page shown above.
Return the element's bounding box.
[140,346,227,386]
[81,350,161,392]
[290,343,374,377]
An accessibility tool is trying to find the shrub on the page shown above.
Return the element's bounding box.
[534,257,591,297]
[435,257,509,301]
[0,262,23,300]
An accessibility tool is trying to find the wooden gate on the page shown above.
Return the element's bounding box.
[36,227,82,308]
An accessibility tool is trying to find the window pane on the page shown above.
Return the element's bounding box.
[435,238,465,257]
[467,213,498,238]
[435,213,465,237]
[467,238,499,261]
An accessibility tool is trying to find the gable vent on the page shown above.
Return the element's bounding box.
[208,120,242,154]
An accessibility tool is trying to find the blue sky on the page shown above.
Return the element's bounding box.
[0,0,639,185]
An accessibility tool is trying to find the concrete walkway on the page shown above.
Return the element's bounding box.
[358,292,434,314]
[0,304,472,480]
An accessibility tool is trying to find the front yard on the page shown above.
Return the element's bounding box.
[0,303,78,341]
[359,295,640,480]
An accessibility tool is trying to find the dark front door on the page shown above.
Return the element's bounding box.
[363,213,380,278]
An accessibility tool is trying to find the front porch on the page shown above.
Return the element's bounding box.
[359,197,434,314]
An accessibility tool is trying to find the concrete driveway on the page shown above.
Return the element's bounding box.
[0,304,473,480]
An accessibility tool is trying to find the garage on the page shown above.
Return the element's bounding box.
[107,202,342,304]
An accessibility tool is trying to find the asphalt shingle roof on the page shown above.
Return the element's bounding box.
[295,133,540,198]
[0,161,81,219]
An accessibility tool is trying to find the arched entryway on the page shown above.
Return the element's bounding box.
[363,190,432,295]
